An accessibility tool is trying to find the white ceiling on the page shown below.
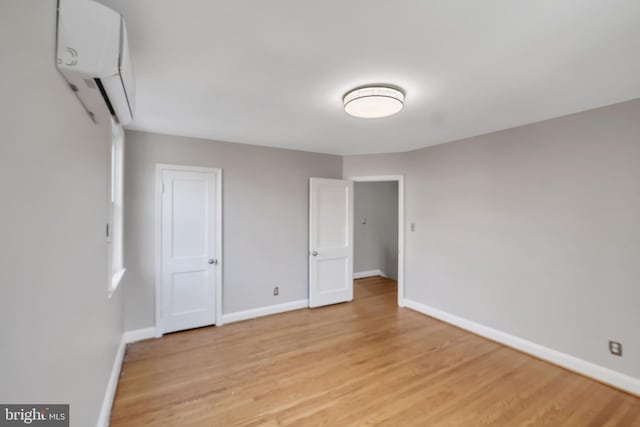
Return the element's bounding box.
[101,0,640,155]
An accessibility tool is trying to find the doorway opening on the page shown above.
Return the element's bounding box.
[349,176,405,306]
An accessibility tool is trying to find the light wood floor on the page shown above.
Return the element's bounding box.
[111,277,639,426]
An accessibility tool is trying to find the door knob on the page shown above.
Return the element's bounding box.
[311,251,318,256]
[208,259,217,265]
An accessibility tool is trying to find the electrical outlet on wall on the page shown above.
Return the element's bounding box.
[609,341,622,356]
[273,286,279,296]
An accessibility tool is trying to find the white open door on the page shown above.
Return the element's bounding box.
[159,166,220,334]
[309,178,353,308]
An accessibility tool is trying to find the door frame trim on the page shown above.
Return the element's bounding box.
[155,163,223,337]
[348,175,405,307]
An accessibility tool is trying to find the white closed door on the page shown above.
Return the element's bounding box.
[309,178,353,307]
[160,168,218,334]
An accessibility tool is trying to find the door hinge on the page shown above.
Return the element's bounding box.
[106,223,110,238]
[160,183,165,193]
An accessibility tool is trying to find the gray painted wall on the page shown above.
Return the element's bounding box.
[354,182,399,279]
[0,1,124,425]
[2,2,636,421]
[123,131,342,330]
[344,99,640,379]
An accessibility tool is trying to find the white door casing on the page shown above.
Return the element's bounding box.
[157,165,222,334]
[309,178,354,308]
[348,175,405,307]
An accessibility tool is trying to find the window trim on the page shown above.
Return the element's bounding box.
[108,120,126,297]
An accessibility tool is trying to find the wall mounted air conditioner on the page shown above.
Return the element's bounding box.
[56,0,135,125]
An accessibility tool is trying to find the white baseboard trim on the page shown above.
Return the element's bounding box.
[123,327,156,344]
[354,269,387,279]
[222,299,309,324]
[403,299,640,397]
[97,327,158,426]
[96,336,126,427]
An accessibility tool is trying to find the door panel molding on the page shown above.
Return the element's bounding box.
[309,178,354,308]
[155,164,223,336]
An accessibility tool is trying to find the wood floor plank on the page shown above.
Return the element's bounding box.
[110,277,640,426]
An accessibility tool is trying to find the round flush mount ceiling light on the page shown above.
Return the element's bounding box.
[343,85,404,118]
